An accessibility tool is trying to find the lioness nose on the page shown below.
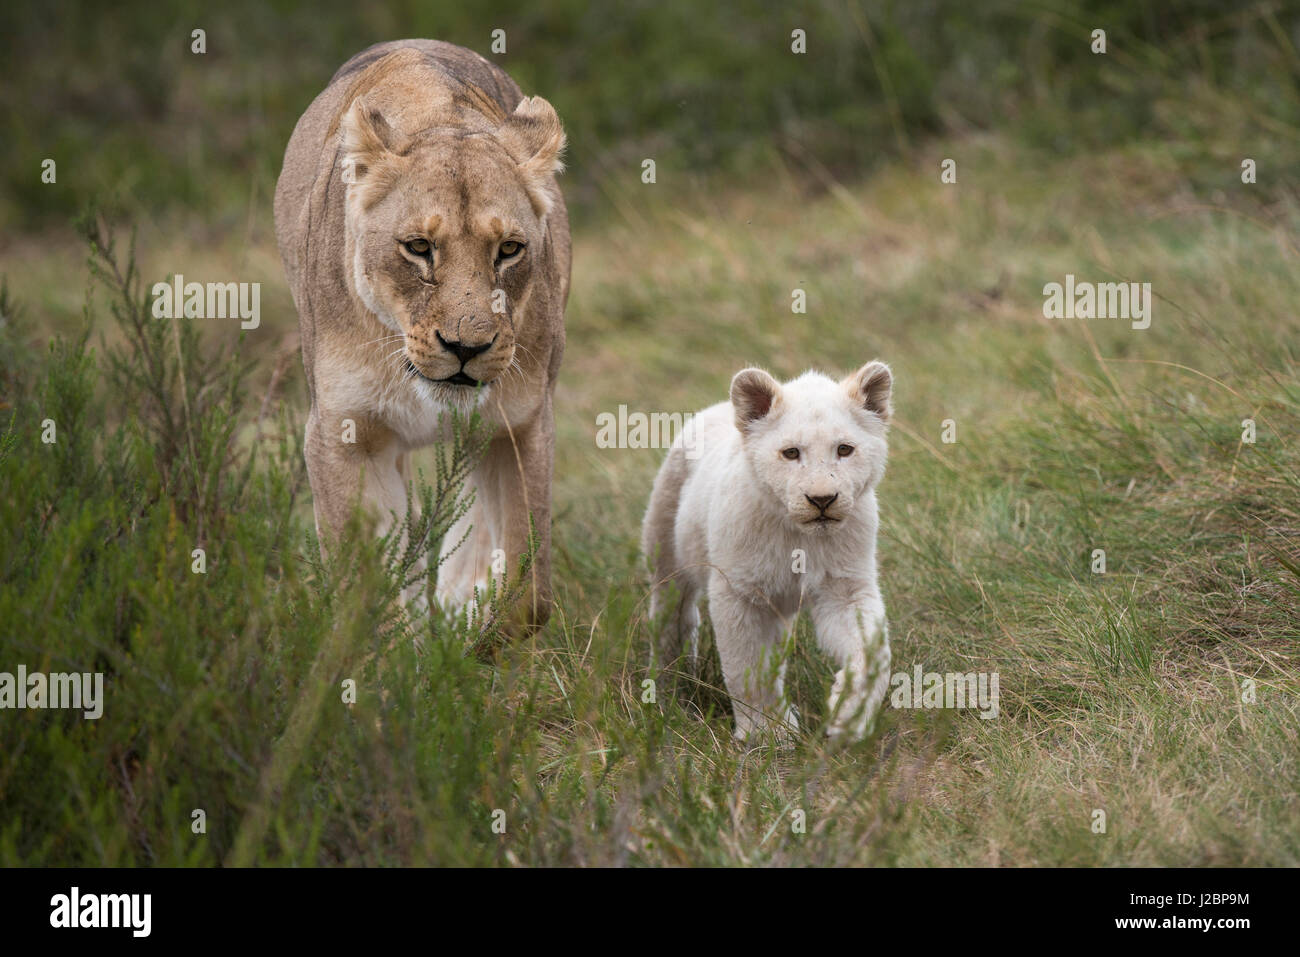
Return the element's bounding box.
[806,493,838,511]
[436,331,495,364]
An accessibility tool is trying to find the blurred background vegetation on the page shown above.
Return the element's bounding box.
[3,0,1298,229]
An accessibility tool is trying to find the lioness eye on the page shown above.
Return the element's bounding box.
[782,448,800,461]
[837,444,855,457]
[498,240,523,258]
[403,239,432,257]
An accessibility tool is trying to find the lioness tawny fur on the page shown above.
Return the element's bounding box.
[274,40,570,633]
[643,363,894,742]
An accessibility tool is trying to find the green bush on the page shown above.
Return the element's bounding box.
[0,219,534,865]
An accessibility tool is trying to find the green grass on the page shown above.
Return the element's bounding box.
[2,127,1297,865]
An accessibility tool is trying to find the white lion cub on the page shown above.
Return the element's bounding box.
[642,361,894,742]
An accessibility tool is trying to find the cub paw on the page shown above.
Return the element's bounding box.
[825,670,877,742]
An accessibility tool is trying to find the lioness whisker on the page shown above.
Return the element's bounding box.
[365,332,407,343]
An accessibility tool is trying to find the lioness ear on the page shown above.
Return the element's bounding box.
[843,361,893,422]
[339,97,408,183]
[497,96,566,218]
[731,368,782,433]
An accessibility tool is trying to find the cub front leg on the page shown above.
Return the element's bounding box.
[811,589,890,742]
[648,579,701,677]
[707,577,798,742]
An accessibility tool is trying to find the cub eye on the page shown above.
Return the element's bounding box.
[782,448,800,461]
[837,444,855,457]
[403,238,432,257]
[498,240,524,258]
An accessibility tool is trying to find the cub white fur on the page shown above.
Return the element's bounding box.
[642,362,894,742]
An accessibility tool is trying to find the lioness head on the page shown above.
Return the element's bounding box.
[730,362,892,531]
[339,92,565,400]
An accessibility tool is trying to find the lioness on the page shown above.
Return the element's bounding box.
[274,40,570,631]
[642,363,894,742]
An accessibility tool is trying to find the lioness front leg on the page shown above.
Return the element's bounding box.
[811,589,890,742]
[708,579,798,742]
[475,408,555,634]
[305,410,420,601]
[435,492,495,615]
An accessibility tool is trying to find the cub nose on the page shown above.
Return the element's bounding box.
[805,493,838,511]
[436,331,495,364]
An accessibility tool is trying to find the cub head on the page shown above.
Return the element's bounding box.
[338,92,565,401]
[730,362,892,532]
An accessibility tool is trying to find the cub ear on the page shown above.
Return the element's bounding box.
[339,97,409,183]
[730,368,782,434]
[496,95,567,218]
[843,360,893,422]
